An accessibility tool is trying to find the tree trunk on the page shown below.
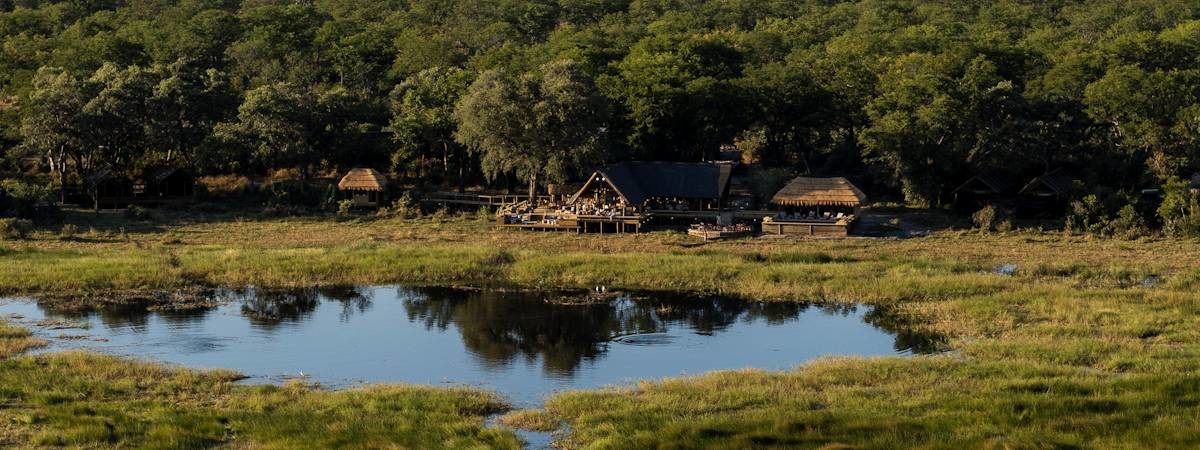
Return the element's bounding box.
[457,153,465,193]
[528,174,537,205]
[442,141,450,181]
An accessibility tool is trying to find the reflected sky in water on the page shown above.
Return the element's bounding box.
[1,286,934,406]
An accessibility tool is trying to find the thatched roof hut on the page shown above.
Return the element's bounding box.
[338,168,388,192]
[770,177,866,208]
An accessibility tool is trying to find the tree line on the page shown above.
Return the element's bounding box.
[2,0,1200,231]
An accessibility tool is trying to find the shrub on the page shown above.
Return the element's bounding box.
[475,205,493,221]
[1108,204,1149,239]
[198,175,252,198]
[0,218,34,240]
[378,192,417,219]
[59,223,78,239]
[972,205,1011,232]
[1066,194,1105,235]
[0,179,60,223]
[263,180,327,210]
[337,199,355,217]
[1157,177,1200,237]
[125,205,152,221]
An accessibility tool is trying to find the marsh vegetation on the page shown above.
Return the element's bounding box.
[0,212,1198,447]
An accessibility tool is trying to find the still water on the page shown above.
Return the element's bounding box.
[1,286,934,406]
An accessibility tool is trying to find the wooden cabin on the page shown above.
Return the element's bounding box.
[81,167,133,209]
[763,177,866,237]
[1017,172,1074,218]
[138,167,195,198]
[952,172,1011,212]
[338,168,388,207]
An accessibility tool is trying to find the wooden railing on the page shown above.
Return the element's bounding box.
[420,192,553,207]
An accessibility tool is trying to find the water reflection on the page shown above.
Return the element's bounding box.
[5,286,940,404]
[399,288,930,376]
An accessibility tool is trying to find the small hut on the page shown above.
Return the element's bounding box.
[763,177,866,237]
[338,168,388,207]
[140,167,195,198]
[953,172,1011,211]
[1017,171,1074,218]
[83,167,133,209]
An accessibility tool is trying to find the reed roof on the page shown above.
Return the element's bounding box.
[771,177,866,207]
[338,168,388,192]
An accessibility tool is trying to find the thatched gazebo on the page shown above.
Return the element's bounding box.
[771,177,866,210]
[338,168,388,207]
[764,177,866,237]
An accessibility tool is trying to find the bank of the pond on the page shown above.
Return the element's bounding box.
[0,335,520,448]
[1,214,1199,448]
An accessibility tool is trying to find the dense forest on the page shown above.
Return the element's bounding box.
[2,0,1200,233]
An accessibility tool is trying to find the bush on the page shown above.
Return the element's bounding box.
[0,179,60,223]
[198,175,252,198]
[972,205,1011,232]
[0,218,34,240]
[378,192,418,219]
[1108,205,1149,239]
[337,199,355,217]
[1065,194,1106,235]
[59,223,78,239]
[263,180,330,210]
[125,205,152,221]
[475,205,493,221]
[1065,192,1153,238]
[1157,177,1200,237]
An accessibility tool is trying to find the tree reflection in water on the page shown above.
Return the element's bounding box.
[28,286,941,376]
[231,286,373,328]
[398,288,900,377]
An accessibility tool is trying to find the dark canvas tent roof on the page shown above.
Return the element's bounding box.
[954,172,1011,195]
[1019,172,1073,197]
[771,177,866,207]
[146,166,191,184]
[338,168,388,192]
[85,166,117,188]
[568,161,734,205]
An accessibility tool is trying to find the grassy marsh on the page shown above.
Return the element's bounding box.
[2,209,1200,447]
[0,349,519,448]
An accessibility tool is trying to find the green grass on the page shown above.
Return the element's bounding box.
[545,359,1200,449]
[0,352,519,448]
[3,210,1200,448]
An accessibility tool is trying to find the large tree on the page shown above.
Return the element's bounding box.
[147,58,237,172]
[19,67,89,203]
[454,59,608,202]
[214,83,318,176]
[390,66,473,190]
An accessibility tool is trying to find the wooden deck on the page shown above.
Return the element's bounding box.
[761,218,854,237]
[497,212,644,233]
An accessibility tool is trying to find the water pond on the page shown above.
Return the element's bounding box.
[1,286,936,407]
